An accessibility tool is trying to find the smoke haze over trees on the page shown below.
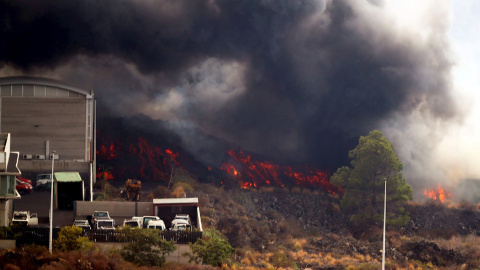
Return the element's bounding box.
[0,0,465,198]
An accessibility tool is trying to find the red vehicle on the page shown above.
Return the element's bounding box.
[16,178,33,195]
[17,176,33,186]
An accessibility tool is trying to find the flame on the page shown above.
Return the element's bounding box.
[97,171,114,181]
[97,134,181,182]
[423,186,451,203]
[221,150,342,194]
[97,144,118,160]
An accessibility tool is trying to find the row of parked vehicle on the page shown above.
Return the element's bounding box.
[13,174,52,195]
[73,211,192,231]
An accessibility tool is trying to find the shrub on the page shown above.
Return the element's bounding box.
[0,226,14,239]
[186,228,235,267]
[115,226,176,267]
[269,250,297,269]
[53,226,94,251]
[172,182,194,193]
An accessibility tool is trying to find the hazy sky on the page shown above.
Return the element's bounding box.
[378,0,480,198]
[1,0,478,200]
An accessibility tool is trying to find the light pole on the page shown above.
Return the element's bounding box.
[49,151,55,254]
[382,178,387,270]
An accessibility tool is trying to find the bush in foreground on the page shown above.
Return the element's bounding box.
[116,226,176,267]
[53,225,94,251]
[186,228,235,267]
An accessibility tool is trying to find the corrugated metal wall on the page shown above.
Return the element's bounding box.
[2,97,86,160]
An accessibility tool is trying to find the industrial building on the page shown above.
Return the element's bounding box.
[0,76,95,183]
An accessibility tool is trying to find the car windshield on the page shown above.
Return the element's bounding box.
[14,214,27,219]
[125,221,138,227]
[94,212,108,217]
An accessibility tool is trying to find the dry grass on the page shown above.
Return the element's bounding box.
[436,234,480,258]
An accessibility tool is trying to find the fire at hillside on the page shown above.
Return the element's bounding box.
[423,186,451,203]
[96,135,342,194]
[221,150,343,194]
[96,134,182,182]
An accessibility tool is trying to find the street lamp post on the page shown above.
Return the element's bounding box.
[382,179,387,270]
[49,151,55,254]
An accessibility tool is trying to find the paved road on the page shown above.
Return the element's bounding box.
[12,190,75,227]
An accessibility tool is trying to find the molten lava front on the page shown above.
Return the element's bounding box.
[221,150,343,194]
[96,135,180,182]
[96,135,342,194]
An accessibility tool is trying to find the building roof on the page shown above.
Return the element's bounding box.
[0,76,92,97]
[54,172,82,182]
[153,198,199,205]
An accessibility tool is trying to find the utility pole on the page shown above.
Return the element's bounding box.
[382,179,387,270]
[49,151,55,254]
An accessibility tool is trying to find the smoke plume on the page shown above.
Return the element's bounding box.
[0,0,464,198]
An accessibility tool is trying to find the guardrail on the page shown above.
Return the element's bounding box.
[0,227,203,247]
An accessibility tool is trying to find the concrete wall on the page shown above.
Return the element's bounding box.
[0,199,12,226]
[0,239,15,249]
[18,160,89,172]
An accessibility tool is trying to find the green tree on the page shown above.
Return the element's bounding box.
[186,228,235,267]
[53,225,94,251]
[116,226,176,267]
[331,130,413,227]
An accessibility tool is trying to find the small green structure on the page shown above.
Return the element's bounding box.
[54,172,84,210]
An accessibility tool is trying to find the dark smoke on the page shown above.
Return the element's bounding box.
[0,0,458,172]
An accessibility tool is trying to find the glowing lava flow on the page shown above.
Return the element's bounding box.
[423,186,451,203]
[96,135,181,182]
[221,150,343,194]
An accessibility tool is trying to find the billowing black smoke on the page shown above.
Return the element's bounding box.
[0,0,458,173]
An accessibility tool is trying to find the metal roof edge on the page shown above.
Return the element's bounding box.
[0,76,93,97]
[153,197,199,205]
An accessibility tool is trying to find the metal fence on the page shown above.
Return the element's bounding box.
[84,229,203,244]
[0,227,202,247]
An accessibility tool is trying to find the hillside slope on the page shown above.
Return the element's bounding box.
[192,185,480,269]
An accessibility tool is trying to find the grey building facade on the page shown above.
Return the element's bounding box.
[0,76,95,177]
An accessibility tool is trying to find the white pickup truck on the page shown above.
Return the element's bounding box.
[12,211,38,226]
[95,219,115,230]
[91,211,115,230]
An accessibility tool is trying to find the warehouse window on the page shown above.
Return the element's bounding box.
[35,85,46,96]
[57,89,69,97]
[0,85,11,96]
[69,91,81,98]
[46,86,58,97]
[24,85,34,96]
[12,85,22,96]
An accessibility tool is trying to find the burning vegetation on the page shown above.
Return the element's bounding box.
[423,185,451,203]
[221,150,343,194]
[97,133,343,194]
[96,134,181,182]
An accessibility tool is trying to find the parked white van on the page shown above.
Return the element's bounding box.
[123,219,142,228]
[147,220,166,230]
